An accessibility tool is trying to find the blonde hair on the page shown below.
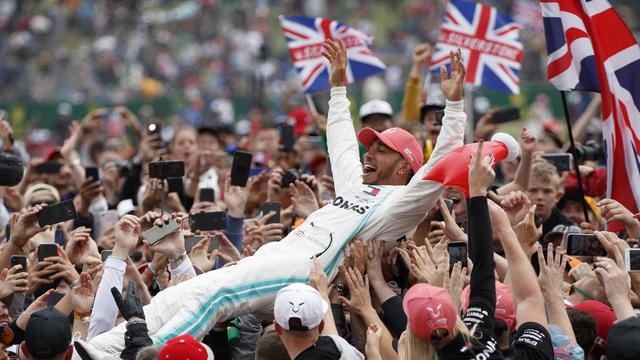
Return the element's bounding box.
[401,319,473,360]
[531,161,562,188]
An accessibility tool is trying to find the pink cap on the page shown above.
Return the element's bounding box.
[460,281,516,331]
[357,127,423,172]
[402,283,457,340]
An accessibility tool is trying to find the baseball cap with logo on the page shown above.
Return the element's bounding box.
[158,334,214,360]
[403,283,457,340]
[274,283,328,331]
[357,127,424,172]
[460,281,516,331]
[359,100,393,120]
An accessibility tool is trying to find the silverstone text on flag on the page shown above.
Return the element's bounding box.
[539,0,640,230]
[431,0,524,94]
[279,16,387,94]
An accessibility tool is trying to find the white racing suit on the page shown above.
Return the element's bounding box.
[86,87,467,355]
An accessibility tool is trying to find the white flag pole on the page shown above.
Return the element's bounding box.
[305,94,319,116]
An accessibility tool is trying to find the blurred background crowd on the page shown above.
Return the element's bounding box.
[1,0,639,144]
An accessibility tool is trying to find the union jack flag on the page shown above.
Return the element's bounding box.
[540,0,640,231]
[279,16,386,93]
[431,0,524,94]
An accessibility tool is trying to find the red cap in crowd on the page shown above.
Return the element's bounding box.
[460,281,516,331]
[574,300,616,350]
[158,334,214,360]
[358,127,424,172]
[402,283,458,340]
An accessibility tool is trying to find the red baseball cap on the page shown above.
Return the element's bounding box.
[574,300,616,349]
[460,281,516,331]
[402,283,457,340]
[357,127,423,172]
[44,148,63,162]
[158,334,214,360]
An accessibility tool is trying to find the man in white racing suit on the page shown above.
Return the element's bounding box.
[86,42,469,355]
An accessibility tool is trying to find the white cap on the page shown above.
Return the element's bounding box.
[274,283,329,331]
[116,199,137,217]
[359,100,393,120]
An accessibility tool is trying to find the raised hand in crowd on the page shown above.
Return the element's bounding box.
[224,174,248,218]
[16,289,55,330]
[474,109,497,141]
[10,205,49,249]
[598,198,640,239]
[513,204,542,255]
[410,43,432,79]
[70,272,95,314]
[113,214,141,259]
[365,322,383,360]
[438,198,467,242]
[0,265,28,298]
[111,281,145,321]
[77,176,104,218]
[290,180,320,219]
[409,243,448,287]
[322,39,347,87]
[500,190,532,225]
[444,261,467,312]
[46,245,80,284]
[144,214,187,262]
[593,236,635,321]
[189,235,218,273]
[344,238,368,275]
[65,226,100,265]
[441,49,466,102]
[211,231,242,265]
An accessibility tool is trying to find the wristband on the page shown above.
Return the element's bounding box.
[73,310,91,321]
[127,318,147,326]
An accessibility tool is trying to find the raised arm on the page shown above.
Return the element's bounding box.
[322,39,364,194]
[466,141,498,317]
[489,201,548,328]
[411,49,467,182]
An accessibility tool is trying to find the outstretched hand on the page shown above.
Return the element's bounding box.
[440,49,466,102]
[322,39,348,87]
[468,141,495,197]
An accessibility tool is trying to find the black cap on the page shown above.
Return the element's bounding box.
[606,317,640,359]
[0,152,24,187]
[419,104,445,122]
[197,126,218,137]
[25,307,71,358]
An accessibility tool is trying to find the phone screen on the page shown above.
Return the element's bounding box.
[189,212,227,232]
[627,249,640,272]
[434,199,454,222]
[36,200,77,226]
[11,256,27,272]
[492,107,521,123]
[261,202,281,225]
[566,234,606,257]
[448,242,468,272]
[199,188,215,202]
[541,153,573,173]
[37,244,58,262]
[85,166,100,182]
[230,151,252,187]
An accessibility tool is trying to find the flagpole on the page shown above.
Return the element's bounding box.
[306,94,319,116]
[560,91,590,222]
